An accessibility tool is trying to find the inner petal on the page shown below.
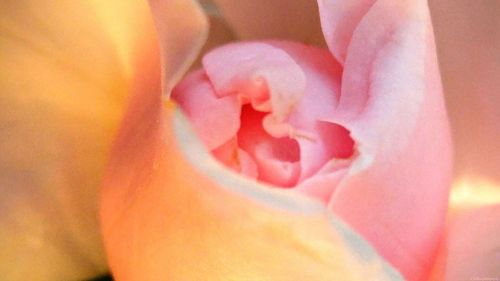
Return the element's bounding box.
[172,70,240,150]
[203,42,307,123]
[174,41,356,199]
[238,105,301,187]
[296,121,355,181]
[211,138,259,179]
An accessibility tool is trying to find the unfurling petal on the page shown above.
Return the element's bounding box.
[320,0,452,280]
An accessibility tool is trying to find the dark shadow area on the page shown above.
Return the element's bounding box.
[84,275,113,281]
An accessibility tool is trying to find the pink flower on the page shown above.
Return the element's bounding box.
[102,0,455,280]
[169,3,454,276]
[4,0,498,280]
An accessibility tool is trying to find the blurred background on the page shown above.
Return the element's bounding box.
[0,0,498,280]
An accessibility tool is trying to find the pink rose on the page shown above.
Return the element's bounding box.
[168,3,453,277]
[1,0,498,280]
[102,0,454,280]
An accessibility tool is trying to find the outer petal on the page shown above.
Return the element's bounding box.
[0,0,155,280]
[101,99,404,281]
[319,0,453,279]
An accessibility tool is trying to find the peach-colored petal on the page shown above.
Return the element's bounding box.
[319,0,453,279]
[101,97,404,280]
[0,0,157,280]
[210,0,325,46]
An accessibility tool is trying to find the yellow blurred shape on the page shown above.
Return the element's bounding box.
[450,177,500,209]
[89,0,156,78]
[0,0,157,280]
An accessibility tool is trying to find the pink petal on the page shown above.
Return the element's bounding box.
[238,105,301,187]
[320,0,453,280]
[296,170,347,203]
[266,42,351,181]
[172,70,240,150]
[202,42,306,120]
[187,41,353,190]
[211,138,259,179]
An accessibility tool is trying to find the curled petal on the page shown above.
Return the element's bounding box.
[196,41,350,189]
[203,42,306,120]
[172,70,240,150]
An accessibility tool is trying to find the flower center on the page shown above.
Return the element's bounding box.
[172,41,356,198]
[237,104,301,187]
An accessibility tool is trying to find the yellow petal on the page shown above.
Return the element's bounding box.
[0,0,156,280]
